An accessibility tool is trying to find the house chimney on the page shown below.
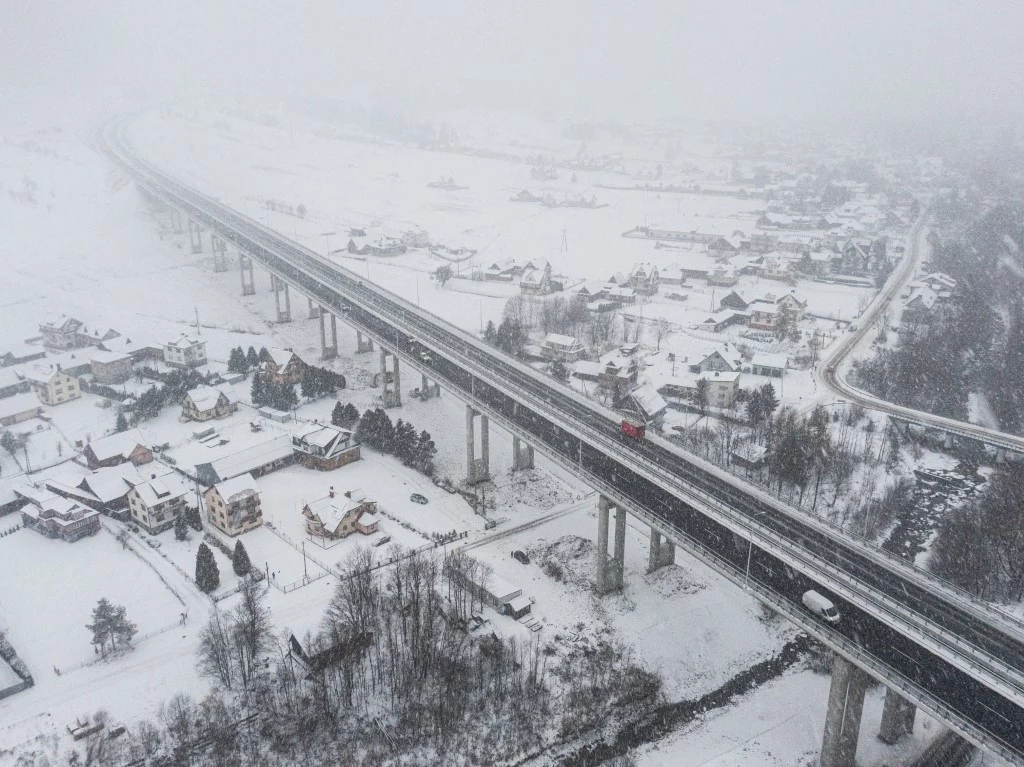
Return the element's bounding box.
[328,486,335,498]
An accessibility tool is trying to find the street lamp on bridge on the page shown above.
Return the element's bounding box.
[320,231,336,258]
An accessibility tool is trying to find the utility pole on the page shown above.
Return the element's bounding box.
[302,540,308,579]
[194,306,201,335]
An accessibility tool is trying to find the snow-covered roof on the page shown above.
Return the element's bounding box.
[747,300,780,315]
[186,384,238,412]
[752,353,788,370]
[293,422,352,450]
[131,474,189,508]
[573,360,603,378]
[0,393,42,420]
[89,350,132,365]
[21,364,65,385]
[165,334,204,350]
[306,494,362,531]
[205,435,294,482]
[86,429,148,462]
[214,473,260,503]
[542,333,582,349]
[264,347,300,369]
[358,512,379,527]
[81,464,146,503]
[40,314,81,333]
[624,384,667,418]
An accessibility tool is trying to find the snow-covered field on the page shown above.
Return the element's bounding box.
[0,109,939,766]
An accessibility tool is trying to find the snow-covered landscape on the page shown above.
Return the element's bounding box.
[3,5,1024,766]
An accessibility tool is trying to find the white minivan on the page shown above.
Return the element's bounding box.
[802,590,841,624]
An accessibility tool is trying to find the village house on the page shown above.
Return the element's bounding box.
[0,393,43,427]
[44,463,146,519]
[698,309,748,333]
[689,343,743,374]
[83,430,154,470]
[751,352,788,378]
[628,262,660,295]
[368,237,406,257]
[303,488,379,540]
[747,300,782,332]
[483,258,520,282]
[182,384,239,422]
[400,230,430,248]
[39,315,84,350]
[76,325,122,349]
[519,261,553,295]
[614,384,668,429]
[260,347,306,385]
[204,473,263,536]
[656,370,741,409]
[23,364,80,406]
[127,473,190,534]
[89,350,134,385]
[707,266,739,287]
[0,344,46,368]
[163,335,208,369]
[540,333,586,363]
[718,290,753,311]
[195,435,296,486]
[17,485,100,542]
[605,286,637,305]
[0,368,29,399]
[291,422,361,470]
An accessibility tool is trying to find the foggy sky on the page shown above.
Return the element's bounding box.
[2,1,1023,130]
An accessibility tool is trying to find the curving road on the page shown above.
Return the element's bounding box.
[103,120,1024,764]
[818,216,1024,453]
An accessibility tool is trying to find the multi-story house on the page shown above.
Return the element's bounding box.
[182,384,239,421]
[540,333,586,363]
[23,364,80,406]
[163,335,208,369]
[83,430,153,470]
[291,423,361,471]
[203,473,263,536]
[89,350,133,384]
[628,262,660,295]
[19,491,100,542]
[39,315,84,350]
[260,348,306,385]
[303,487,378,540]
[127,474,189,534]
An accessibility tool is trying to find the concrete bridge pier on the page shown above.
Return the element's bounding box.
[647,529,675,572]
[418,372,441,401]
[943,432,954,450]
[272,276,292,323]
[211,235,228,272]
[596,495,627,594]
[380,349,401,408]
[318,308,337,360]
[465,406,490,485]
[995,447,1006,464]
[511,435,535,471]
[820,655,871,767]
[877,688,916,744]
[188,219,204,253]
[356,331,374,354]
[170,209,183,234]
[308,296,321,319]
[239,254,256,296]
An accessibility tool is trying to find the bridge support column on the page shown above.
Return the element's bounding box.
[356,331,374,354]
[188,219,204,253]
[272,276,292,323]
[596,495,626,594]
[318,308,337,361]
[211,235,227,272]
[995,447,1006,464]
[170,209,183,234]
[419,372,440,401]
[466,406,490,485]
[511,435,535,471]
[308,296,320,319]
[943,432,954,450]
[820,655,870,767]
[239,254,256,296]
[380,349,401,408]
[877,688,916,744]
[647,529,675,572]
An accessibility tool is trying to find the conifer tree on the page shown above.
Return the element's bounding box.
[331,401,346,427]
[174,513,190,541]
[196,543,220,593]
[232,540,252,577]
[245,346,260,370]
[115,412,129,432]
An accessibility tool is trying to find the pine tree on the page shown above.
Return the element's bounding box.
[275,383,298,411]
[549,359,569,383]
[258,347,271,363]
[227,347,246,374]
[343,403,360,430]
[245,346,260,370]
[331,401,346,427]
[196,543,220,593]
[355,408,377,448]
[174,513,190,541]
[483,320,497,345]
[394,419,418,464]
[87,598,116,655]
[301,369,317,400]
[413,430,437,474]
[115,412,129,432]
[250,375,265,406]
[186,506,203,532]
[232,540,252,577]
[377,409,396,454]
